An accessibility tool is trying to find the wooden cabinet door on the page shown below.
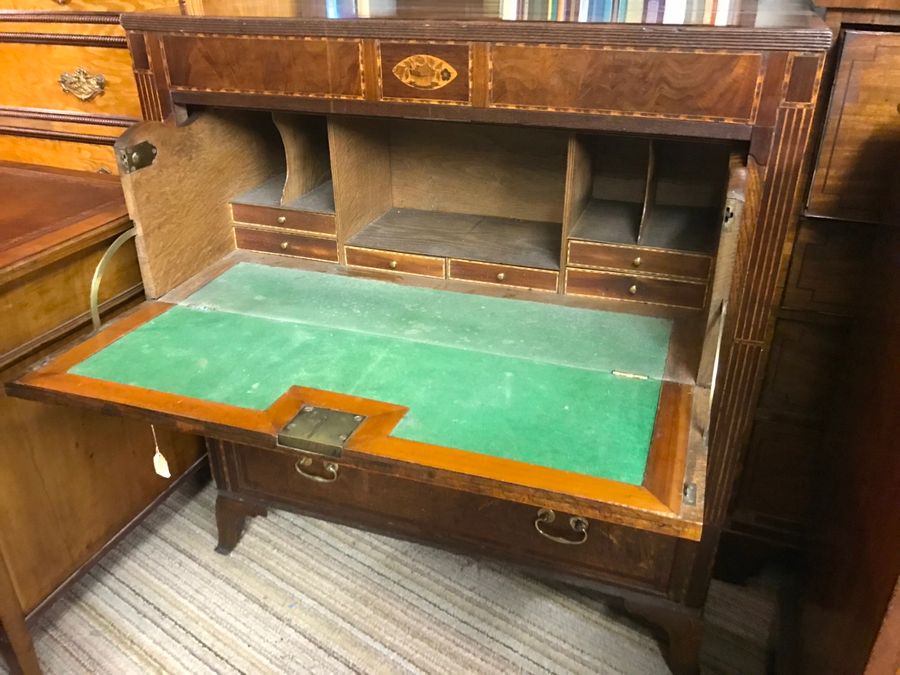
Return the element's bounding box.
[807,30,900,224]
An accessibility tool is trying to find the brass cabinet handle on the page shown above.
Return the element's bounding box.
[294,457,339,483]
[496,272,506,281]
[534,508,589,545]
[59,68,106,102]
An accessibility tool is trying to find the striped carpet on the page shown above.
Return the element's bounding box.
[11,482,777,674]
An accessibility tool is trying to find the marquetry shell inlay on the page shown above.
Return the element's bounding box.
[392,54,458,91]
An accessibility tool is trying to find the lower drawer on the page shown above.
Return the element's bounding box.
[565,268,707,309]
[234,227,338,262]
[448,259,558,292]
[225,443,677,592]
[346,246,446,278]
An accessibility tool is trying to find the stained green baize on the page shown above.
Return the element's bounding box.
[71,263,673,485]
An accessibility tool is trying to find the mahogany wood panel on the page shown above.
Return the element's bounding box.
[161,35,365,99]
[488,45,763,122]
[567,240,711,281]
[345,245,445,278]
[231,203,336,236]
[566,268,707,310]
[228,442,678,592]
[378,41,471,103]
[782,218,874,315]
[0,42,140,118]
[448,258,558,292]
[0,132,117,173]
[808,30,900,223]
[234,227,339,262]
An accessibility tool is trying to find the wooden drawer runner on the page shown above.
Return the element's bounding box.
[161,35,364,99]
[449,259,558,291]
[0,43,140,118]
[234,227,338,262]
[232,203,335,236]
[568,240,711,281]
[346,246,445,278]
[566,268,707,309]
[230,443,677,592]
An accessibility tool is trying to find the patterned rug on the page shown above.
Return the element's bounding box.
[11,482,777,674]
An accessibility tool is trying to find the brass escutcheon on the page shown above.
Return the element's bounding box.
[59,67,105,102]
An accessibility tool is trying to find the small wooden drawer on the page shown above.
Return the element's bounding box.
[566,268,707,309]
[568,240,711,281]
[346,246,445,278]
[234,227,338,263]
[229,443,677,592]
[449,259,558,292]
[378,42,471,104]
[232,203,336,236]
[0,42,141,118]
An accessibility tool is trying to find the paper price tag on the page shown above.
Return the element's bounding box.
[151,425,171,478]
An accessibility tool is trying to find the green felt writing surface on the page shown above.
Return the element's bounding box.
[71,263,674,485]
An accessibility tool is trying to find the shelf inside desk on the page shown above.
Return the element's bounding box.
[349,207,561,270]
[233,174,335,216]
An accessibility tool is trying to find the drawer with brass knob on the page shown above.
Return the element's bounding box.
[565,268,707,309]
[448,259,558,292]
[345,246,446,278]
[231,203,336,236]
[567,239,711,281]
[234,226,338,262]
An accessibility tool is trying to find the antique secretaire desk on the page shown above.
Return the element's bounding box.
[5,1,830,671]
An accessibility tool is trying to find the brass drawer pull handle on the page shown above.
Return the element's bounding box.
[496,272,506,281]
[534,508,589,545]
[59,68,106,102]
[388,259,398,269]
[295,457,339,483]
[276,215,287,224]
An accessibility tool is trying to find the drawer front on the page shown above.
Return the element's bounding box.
[0,43,141,118]
[230,443,677,592]
[346,246,446,278]
[4,0,170,10]
[566,268,707,309]
[232,203,335,236]
[568,240,711,281]
[379,41,471,104]
[489,44,762,122]
[162,35,364,99]
[234,227,338,262]
[0,133,117,174]
[449,259,558,292]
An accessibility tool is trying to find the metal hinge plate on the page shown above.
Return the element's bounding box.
[277,405,365,458]
[118,141,157,174]
[683,482,698,506]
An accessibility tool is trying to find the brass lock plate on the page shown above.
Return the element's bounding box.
[277,406,365,457]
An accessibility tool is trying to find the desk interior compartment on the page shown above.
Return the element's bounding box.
[565,135,731,272]
[332,117,568,273]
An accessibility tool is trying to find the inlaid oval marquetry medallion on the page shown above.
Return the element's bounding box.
[391,54,458,91]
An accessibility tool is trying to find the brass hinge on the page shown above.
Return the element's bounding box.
[277,405,365,458]
[118,141,157,174]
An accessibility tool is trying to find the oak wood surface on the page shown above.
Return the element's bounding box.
[117,111,282,298]
[272,112,330,205]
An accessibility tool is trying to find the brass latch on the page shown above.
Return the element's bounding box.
[118,141,157,174]
[277,406,365,458]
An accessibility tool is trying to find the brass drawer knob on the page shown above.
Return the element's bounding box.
[276,215,287,224]
[534,508,588,545]
[58,68,105,102]
[280,241,289,250]
[632,256,642,268]
[496,272,506,281]
[628,284,638,295]
[388,260,398,269]
[295,457,339,483]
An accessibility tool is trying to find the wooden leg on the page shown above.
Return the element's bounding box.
[0,553,41,675]
[215,494,267,555]
[623,597,703,675]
